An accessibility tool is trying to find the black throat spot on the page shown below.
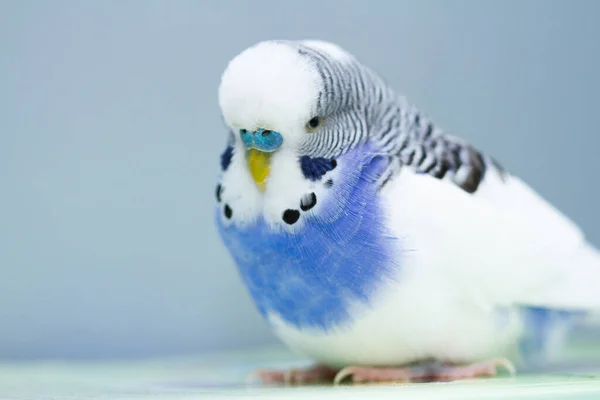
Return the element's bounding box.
[300,156,337,181]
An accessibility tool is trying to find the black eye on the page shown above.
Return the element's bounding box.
[306,116,322,131]
[240,129,247,135]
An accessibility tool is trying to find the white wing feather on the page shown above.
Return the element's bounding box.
[382,165,600,312]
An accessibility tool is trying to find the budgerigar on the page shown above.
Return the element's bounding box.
[214,40,600,384]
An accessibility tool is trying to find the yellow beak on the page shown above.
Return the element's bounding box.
[247,148,271,192]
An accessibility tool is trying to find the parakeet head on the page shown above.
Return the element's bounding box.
[218,40,391,191]
[216,40,399,230]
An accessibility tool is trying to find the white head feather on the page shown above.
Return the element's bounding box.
[218,41,322,150]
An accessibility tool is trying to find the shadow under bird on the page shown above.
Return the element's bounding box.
[214,40,600,384]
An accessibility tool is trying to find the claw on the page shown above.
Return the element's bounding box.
[334,366,412,385]
[333,366,356,385]
[283,369,295,385]
[487,357,517,376]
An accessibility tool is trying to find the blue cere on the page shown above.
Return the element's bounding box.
[240,128,283,152]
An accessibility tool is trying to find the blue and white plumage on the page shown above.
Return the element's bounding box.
[214,40,600,383]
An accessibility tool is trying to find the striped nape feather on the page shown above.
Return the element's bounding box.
[371,100,508,193]
[293,40,507,195]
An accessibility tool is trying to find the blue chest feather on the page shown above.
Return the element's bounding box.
[216,150,400,331]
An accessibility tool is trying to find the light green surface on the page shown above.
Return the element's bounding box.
[1,345,600,399]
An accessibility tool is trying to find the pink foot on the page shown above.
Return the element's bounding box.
[333,358,516,384]
[251,363,339,385]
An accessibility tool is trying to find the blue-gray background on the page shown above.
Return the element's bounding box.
[1,1,599,360]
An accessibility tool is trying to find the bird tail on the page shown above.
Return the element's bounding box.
[517,305,600,371]
[530,242,600,311]
[517,242,600,370]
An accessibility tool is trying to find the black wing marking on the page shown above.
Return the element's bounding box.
[398,135,507,194]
